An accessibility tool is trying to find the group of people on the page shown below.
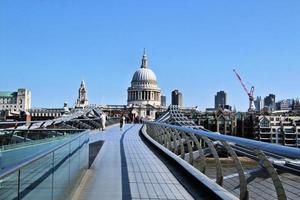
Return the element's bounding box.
[99,112,126,131]
[100,113,143,131]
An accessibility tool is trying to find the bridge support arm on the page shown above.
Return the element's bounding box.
[221,141,249,200]
[254,149,287,200]
[202,136,223,186]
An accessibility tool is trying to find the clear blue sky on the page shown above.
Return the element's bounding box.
[1,0,300,111]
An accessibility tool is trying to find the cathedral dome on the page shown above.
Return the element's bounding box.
[131,49,157,84]
[132,68,157,83]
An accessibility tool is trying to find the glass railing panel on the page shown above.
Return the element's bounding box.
[0,132,89,200]
[2,132,81,151]
[53,143,71,200]
[20,153,53,200]
[69,137,81,188]
[0,170,18,200]
[79,134,89,173]
[1,133,80,170]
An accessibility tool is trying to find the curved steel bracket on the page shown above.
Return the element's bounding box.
[254,149,287,200]
[168,128,179,154]
[147,124,157,141]
[151,125,160,141]
[190,134,206,173]
[158,126,168,148]
[164,128,173,151]
[202,136,223,186]
[182,132,194,164]
[174,130,185,159]
[155,125,164,145]
[221,141,248,200]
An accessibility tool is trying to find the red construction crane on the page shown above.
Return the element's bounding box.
[233,69,256,112]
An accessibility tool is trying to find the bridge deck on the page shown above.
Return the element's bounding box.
[73,125,197,200]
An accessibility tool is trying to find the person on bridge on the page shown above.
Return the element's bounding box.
[120,115,126,130]
[100,113,106,131]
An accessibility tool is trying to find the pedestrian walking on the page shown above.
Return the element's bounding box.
[120,115,126,130]
[100,113,106,131]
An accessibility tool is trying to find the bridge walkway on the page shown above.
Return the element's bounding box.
[73,124,204,200]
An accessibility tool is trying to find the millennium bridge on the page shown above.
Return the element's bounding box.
[0,106,299,200]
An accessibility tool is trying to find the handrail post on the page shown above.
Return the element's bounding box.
[79,135,81,170]
[68,141,71,186]
[51,151,55,200]
[17,169,20,200]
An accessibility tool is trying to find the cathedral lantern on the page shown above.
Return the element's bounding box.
[75,80,89,108]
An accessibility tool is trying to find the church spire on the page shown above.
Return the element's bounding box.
[141,48,148,68]
[76,80,88,108]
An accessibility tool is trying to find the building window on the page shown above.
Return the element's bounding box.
[260,118,270,128]
[285,129,294,133]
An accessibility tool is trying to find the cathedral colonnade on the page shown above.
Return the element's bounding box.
[128,90,160,101]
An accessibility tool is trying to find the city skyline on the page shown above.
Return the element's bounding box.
[1,1,300,111]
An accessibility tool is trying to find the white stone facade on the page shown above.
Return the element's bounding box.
[0,89,31,113]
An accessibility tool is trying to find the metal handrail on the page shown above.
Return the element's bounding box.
[0,116,120,126]
[140,125,238,200]
[0,117,119,132]
[0,118,101,125]
[0,130,89,180]
[0,129,87,132]
[1,134,76,151]
[145,121,300,159]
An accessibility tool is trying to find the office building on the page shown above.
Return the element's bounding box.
[215,91,227,109]
[264,94,276,111]
[161,95,166,107]
[172,90,183,106]
[254,96,263,111]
